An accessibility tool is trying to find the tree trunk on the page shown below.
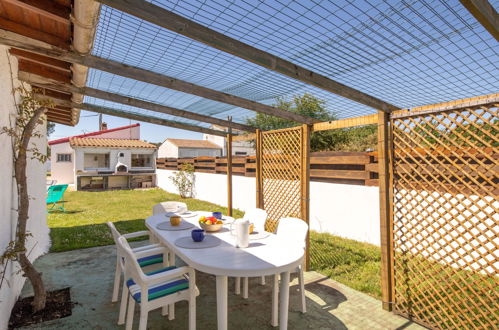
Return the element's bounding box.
[14,106,47,312]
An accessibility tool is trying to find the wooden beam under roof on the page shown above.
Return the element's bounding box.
[46,115,72,125]
[0,17,69,49]
[2,0,71,25]
[18,59,71,83]
[97,0,399,113]
[22,77,257,132]
[460,0,499,41]
[10,48,71,72]
[36,94,231,137]
[47,111,72,121]
[0,29,318,124]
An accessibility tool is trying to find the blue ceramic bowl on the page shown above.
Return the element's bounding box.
[191,229,205,242]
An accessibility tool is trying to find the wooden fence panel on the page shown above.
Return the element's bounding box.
[157,150,379,185]
[390,103,498,329]
[156,146,495,191]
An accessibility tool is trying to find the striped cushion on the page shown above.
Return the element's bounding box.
[126,266,177,287]
[137,254,163,267]
[127,268,189,303]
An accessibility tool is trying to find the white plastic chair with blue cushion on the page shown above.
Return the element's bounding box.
[235,208,268,298]
[117,236,198,330]
[107,222,165,305]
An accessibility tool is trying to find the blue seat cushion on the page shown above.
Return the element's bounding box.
[126,266,176,287]
[126,266,189,303]
[137,254,163,267]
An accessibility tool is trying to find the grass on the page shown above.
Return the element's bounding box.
[310,231,381,298]
[48,188,243,252]
[47,188,381,298]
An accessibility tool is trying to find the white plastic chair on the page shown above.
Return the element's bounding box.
[243,207,268,233]
[153,201,188,215]
[235,208,268,297]
[107,222,163,304]
[274,217,308,316]
[117,236,198,330]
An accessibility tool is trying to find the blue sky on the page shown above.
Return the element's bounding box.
[51,0,498,142]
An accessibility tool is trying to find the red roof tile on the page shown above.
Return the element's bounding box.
[49,124,140,145]
[69,138,157,149]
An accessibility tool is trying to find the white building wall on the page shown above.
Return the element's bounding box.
[158,140,179,158]
[203,133,255,156]
[50,142,75,184]
[178,147,221,158]
[156,170,380,245]
[0,46,50,329]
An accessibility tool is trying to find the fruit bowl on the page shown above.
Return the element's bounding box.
[199,222,223,232]
[198,216,224,232]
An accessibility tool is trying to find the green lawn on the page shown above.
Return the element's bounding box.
[48,188,244,252]
[310,232,381,298]
[48,188,382,298]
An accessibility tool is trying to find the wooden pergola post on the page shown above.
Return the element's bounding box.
[226,117,233,216]
[255,129,263,208]
[377,110,394,311]
[301,124,311,271]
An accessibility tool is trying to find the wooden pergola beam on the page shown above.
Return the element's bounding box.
[46,115,71,125]
[20,77,257,132]
[0,29,317,124]
[460,0,499,41]
[97,0,399,113]
[36,94,230,137]
[46,112,72,122]
[18,60,71,83]
[10,48,71,72]
[312,114,378,132]
[232,113,379,140]
[391,92,499,119]
[0,18,69,49]
[3,0,71,25]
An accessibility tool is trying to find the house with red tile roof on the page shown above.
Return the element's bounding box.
[49,123,158,190]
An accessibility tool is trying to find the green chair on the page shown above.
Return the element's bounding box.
[46,184,68,213]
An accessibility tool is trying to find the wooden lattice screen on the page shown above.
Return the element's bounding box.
[257,126,310,234]
[390,103,498,329]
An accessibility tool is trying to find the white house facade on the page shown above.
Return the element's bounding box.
[203,125,255,156]
[49,124,158,190]
[158,138,222,158]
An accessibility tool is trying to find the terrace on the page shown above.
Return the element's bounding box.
[0,0,497,330]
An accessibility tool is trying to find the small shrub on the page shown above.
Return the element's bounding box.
[170,164,195,198]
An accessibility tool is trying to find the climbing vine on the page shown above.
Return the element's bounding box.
[0,86,52,311]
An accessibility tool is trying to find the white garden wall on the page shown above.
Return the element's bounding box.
[0,46,50,329]
[157,169,380,245]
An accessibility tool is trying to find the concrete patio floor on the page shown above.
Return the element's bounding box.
[19,244,424,329]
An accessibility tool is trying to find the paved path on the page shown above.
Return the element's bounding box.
[19,244,424,329]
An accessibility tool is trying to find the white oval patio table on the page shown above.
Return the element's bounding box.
[146,212,304,330]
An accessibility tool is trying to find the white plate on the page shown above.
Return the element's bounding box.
[174,235,221,249]
[249,230,271,240]
[156,221,194,231]
[221,216,234,223]
[180,211,198,218]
